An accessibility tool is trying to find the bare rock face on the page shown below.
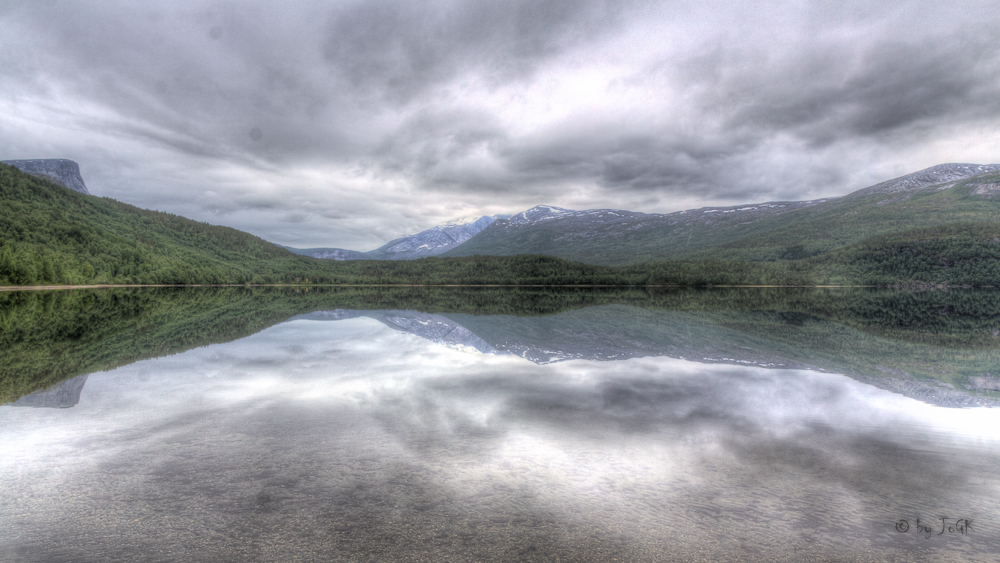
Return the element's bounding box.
[1,159,90,194]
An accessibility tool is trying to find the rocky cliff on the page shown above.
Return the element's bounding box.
[1,159,90,194]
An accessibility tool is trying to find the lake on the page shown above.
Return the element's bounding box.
[2,286,1000,562]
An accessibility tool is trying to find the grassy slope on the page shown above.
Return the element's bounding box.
[682,175,1000,262]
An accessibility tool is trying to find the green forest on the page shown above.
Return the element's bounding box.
[5,162,1000,286]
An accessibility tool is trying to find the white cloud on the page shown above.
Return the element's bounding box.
[1,0,999,249]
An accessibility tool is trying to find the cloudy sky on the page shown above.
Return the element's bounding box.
[2,1,999,250]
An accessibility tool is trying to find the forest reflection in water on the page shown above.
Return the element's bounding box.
[2,286,1000,562]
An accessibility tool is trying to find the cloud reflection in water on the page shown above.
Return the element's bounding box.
[2,317,1000,562]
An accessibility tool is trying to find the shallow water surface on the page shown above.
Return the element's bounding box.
[2,287,1000,562]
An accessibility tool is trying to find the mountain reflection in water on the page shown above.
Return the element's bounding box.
[2,287,1000,562]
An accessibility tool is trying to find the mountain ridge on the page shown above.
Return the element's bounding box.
[444,163,1000,265]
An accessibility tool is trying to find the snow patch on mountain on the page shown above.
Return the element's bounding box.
[854,163,1000,196]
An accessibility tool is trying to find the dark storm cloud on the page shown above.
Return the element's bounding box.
[323,0,624,99]
[2,0,1000,246]
[692,35,1000,145]
[498,132,751,196]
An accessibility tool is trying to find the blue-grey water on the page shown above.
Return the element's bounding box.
[3,288,1000,562]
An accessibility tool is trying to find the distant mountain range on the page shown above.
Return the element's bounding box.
[283,214,509,260]
[289,163,1000,266]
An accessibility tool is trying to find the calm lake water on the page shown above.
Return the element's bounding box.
[2,287,1000,562]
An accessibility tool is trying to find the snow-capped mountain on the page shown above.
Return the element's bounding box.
[496,204,666,228]
[365,214,509,260]
[280,214,509,261]
[505,205,578,225]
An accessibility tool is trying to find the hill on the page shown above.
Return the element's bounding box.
[0,163,342,285]
[444,164,1000,266]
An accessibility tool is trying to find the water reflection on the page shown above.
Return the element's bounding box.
[2,288,1000,561]
[9,374,88,408]
[6,287,1000,409]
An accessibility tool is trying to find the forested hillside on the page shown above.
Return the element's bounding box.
[0,163,327,284]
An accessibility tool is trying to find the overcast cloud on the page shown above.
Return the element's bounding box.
[1,0,999,250]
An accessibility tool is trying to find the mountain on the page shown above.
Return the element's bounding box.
[1,159,91,194]
[445,163,1000,266]
[281,246,369,261]
[364,214,509,260]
